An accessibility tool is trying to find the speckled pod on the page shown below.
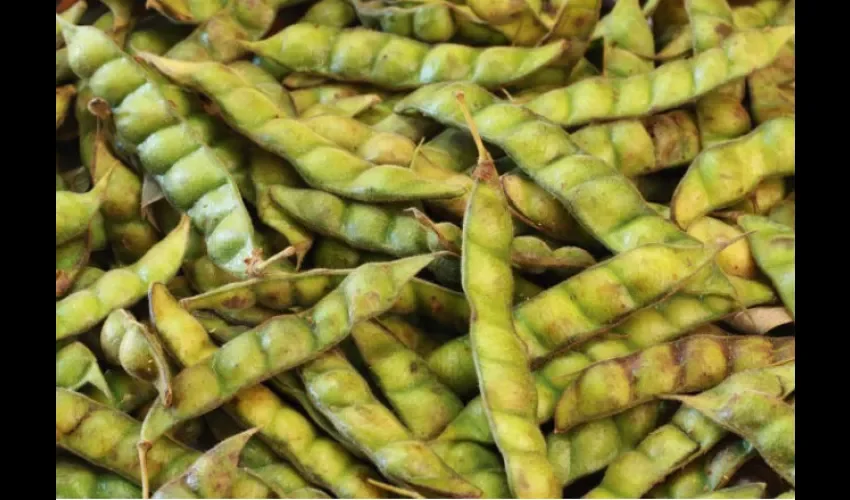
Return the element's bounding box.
[138,53,463,202]
[140,255,435,443]
[56,388,272,497]
[554,334,794,432]
[671,117,795,229]
[58,21,262,278]
[738,214,795,318]
[56,217,191,340]
[524,26,795,127]
[241,22,568,90]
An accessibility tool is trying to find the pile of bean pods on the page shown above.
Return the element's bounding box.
[56,0,795,498]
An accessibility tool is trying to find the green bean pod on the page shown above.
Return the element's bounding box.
[671,118,795,228]
[56,388,273,497]
[141,255,436,443]
[56,217,191,340]
[76,86,160,263]
[240,22,567,90]
[350,320,464,439]
[138,53,463,202]
[299,349,482,497]
[56,341,112,402]
[435,276,776,443]
[460,127,559,497]
[56,457,142,499]
[738,215,795,319]
[650,438,757,498]
[523,26,794,127]
[667,379,795,486]
[153,429,259,499]
[56,171,110,246]
[554,334,794,432]
[584,361,794,498]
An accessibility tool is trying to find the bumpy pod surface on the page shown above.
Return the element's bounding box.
[668,378,796,486]
[83,368,158,414]
[429,440,510,498]
[524,26,795,127]
[241,22,567,90]
[672,117,795,228]
[149,284,379,498]
[584,361,795,498]
[140,255,435,443]
[56,388,272,497]
[56,342,111,402]
[738,215,795,318]
[599,0,655,78]
[56,217,191,340]
[58,21,262,278]
[650,437,757,498]
[56,457,142,499]
[395,82,701,254]
[76,86,160,263]
[139,53,462,202]
[460,126,559,498]
[548,402,666,487]
[153,428,259,499]
[100,309,173,404]
[352,0,457,43]
[350,321,464,440]
[554,334,794,432]
[56,172,109,247]
[299,349,482,498]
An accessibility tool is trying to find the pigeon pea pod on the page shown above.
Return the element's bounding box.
[99,310,174,407]
[56,457,142,499]
[299,349,483,498]
[666,377,796,486]
[553,334,795,432]
[649,437,757,498]
[355,92,438,142]
[56,342,112,403]
[57,1,88,49]
[671,118,795,229]
[56,236,92,298]
[57,21,263,278]
[204,410,331,499]
[148,283,375,498]
[140,255,437,443]
[83,368,158,414]
[352,0,457,43]
[300,114,417,166]
[56,172,110,246]
[240,22,568,90]
[738,215,795,318]
[76,87,160,263]
[395,82,701,253]
[146,0,228,23]
[138,53,463,202]
[583,361,795,498]
[695,483,767,499]
[56,388,273,497]
[428,440,510,499]
[524,26,795,127]
[302,0,358,28]
[56,84,76,130]
[598,0,655,78]
[152,429,260,499]
[56,217,191,340]
[437,274,778,441]
[349,320,464,440]
[458,108,559,497]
